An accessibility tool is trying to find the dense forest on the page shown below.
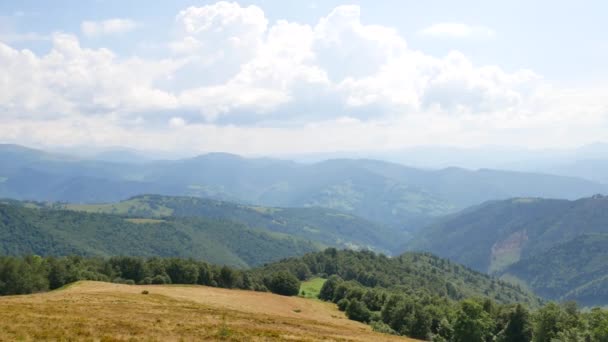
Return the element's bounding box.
[258,249,540,306]
[51,194,402,254]
[0,203,318,267]
[1,251,608,341]
[503,234,608,305]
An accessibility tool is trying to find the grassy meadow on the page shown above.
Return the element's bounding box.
[0,281,417,342]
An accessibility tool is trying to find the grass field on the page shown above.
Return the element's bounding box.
[299,277,326,299]
[0,281,418,341]
[65,197,174,217]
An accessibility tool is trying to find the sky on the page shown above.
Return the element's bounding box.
[0,0,607,156]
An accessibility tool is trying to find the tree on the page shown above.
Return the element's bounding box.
[109,257,149,283]
[218,266,237,288]
[503,304,532,342]
[533,303,563,342]
[267,271,300,296]
[293,262,311,280]
[165,259,199,284]
[408,306,432,340]
[346,299,371,323]
[453,300,493,342]
[588,308,608,342]
[319,275,342,301]
[47,258,68,290]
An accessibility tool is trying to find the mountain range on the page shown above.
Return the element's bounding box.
[2,143,606,235]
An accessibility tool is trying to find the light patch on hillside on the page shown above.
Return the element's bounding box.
[490,230,529,273]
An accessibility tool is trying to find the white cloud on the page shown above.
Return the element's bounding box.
[0,33,179,118]
[81,18,138,37]
[0,3,606,154]
[418,22,496,39]
[169,117,186,128]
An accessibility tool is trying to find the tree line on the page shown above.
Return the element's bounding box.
[317,274,608,341]
[0,255,299,297]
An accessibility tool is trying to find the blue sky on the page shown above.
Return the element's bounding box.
[0,1,607,155]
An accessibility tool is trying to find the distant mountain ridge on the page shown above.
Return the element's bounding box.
[1,144,607,234]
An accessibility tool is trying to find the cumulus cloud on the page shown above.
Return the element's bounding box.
[0,33,179,118]
[0,2,606,153]
[168,117,186,128]
[81,18,138,37]
[418,22,496,39]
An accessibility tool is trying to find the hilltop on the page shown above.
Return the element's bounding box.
[0,281,417,341]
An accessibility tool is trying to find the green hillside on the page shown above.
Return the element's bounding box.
[407,196,608,272]
[407,195,608,306]
[502,234,608,306]
[0,203,318,268]
[57,194,402,254]
[257,249,540,306]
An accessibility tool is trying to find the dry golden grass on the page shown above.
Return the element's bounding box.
[0,281,420,341]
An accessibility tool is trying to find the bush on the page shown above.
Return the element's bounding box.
[346,299,372,323]
[151,274,171,284]
[319,275,342,301]
[371,321,397,335]
[266,271,300,296]
[337,298,350,311]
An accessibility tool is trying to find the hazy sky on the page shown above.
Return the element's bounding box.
[1,0,607,155]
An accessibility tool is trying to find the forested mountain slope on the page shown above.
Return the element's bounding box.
[0,203,318,267]
[258,249,540,306]
[502,234,608,306]
[60,194,402,253]
[407,195,608,306]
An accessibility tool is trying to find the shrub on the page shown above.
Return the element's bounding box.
[337,298,350,311]
[371,321,397,335]
[346,299,371,323]
[319,275,342,301]
[151,274,171,284]
[266,271,300,296]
